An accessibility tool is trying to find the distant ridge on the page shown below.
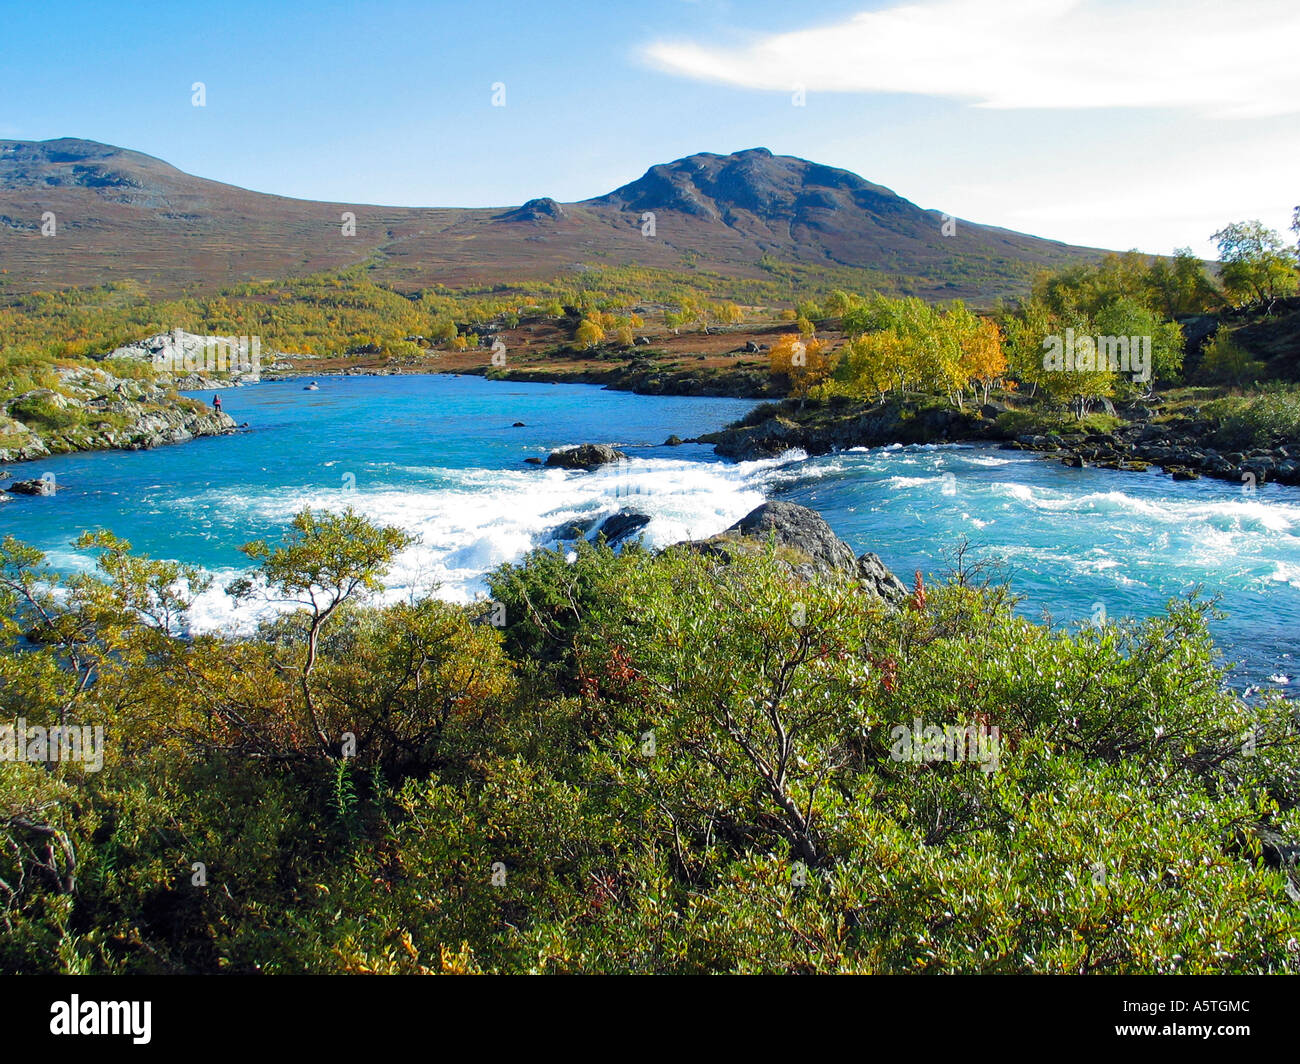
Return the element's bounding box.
[0,138,1107,299]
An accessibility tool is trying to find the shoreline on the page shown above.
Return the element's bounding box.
[0,364,240,474]
[696,395,1300,489]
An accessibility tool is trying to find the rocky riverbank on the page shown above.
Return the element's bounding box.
[479,361,782,399]
[695,393,1300,488]
[1005,421,1300,486]
[0,363,237,467]
[697,396,1003,460]
[0,328,260,471]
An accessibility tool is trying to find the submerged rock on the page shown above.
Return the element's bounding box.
[6,477,57,496]
[553,516,600,541]
[598,511,652,544]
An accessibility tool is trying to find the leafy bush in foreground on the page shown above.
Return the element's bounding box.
[1,515,1297,973]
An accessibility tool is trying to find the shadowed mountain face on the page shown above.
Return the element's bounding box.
[0,138,190,203]
[0,139,1105,300]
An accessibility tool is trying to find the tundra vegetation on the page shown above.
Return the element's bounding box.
[2,219,1298,438]
[1,512,1297,973]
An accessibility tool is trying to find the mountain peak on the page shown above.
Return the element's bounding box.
[590,147,900,225]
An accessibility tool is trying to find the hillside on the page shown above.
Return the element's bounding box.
[0,139,1106,302]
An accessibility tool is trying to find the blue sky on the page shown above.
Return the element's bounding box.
[2,0,1296,257]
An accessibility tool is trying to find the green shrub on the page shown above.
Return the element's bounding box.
[7,396,83,431]
[1206,387,1300,449]
[995,408,1122,438]
[1197,329,1266,387]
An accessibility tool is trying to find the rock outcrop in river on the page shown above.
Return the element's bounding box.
[674,500,908,602]
[545,443,628,470]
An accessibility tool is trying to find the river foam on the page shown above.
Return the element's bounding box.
[182,451,797,632]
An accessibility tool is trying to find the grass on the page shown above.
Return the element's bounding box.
[995,409,1126,438]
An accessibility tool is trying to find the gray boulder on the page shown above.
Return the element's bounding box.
[546,443,628,470]
[856,553,909,604]
[725,501,857,573]
[673,500,906,600]
[100,328,267,383]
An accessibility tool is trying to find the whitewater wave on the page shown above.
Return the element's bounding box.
[1269,562,1300,591]
[885,475,947,490]
[986,481,1300,531]
[174,454,787,633]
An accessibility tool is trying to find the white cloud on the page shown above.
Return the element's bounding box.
[644,0,1300,118]
[905,125,1300,256]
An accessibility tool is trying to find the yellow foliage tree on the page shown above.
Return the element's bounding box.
[962,317,1007,405]
[841,329,909,400]
[824,289,857,318]
[574,319,605,350]
[770,334,833,397]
